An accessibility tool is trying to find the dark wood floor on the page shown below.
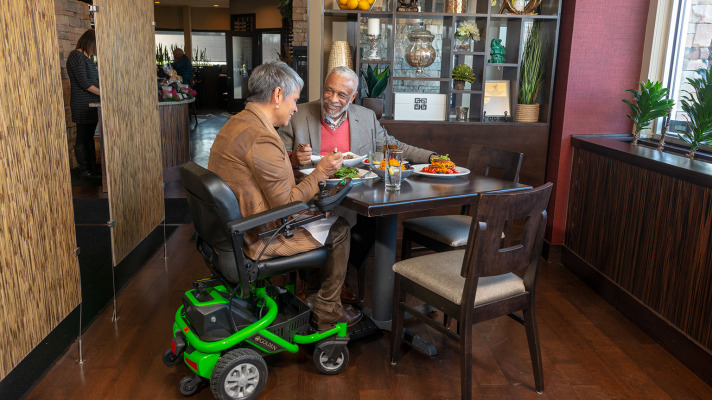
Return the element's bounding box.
[25,224,712,400]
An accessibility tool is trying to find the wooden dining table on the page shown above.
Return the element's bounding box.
[341,173,531,332]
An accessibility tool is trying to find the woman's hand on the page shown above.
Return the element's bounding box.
[315,148,343,177]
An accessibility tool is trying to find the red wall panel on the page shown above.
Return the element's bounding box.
[546,0,650,243]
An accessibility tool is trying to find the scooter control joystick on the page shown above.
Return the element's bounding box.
[318,181,328,199]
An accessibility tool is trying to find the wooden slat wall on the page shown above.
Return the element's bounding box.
[95,0,163,265]
[159,104,190,169]
[566,149,712,350]
[0,0,81,380]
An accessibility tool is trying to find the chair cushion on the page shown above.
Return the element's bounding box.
[392,250,525,306]
[402,215,472,247]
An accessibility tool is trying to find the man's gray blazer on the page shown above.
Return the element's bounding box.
[278,100,434,164]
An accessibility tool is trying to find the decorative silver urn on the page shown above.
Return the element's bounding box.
[405,23,436,74]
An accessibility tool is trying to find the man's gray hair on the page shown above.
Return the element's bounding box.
[326,66,359,93]
[247,61,304,104]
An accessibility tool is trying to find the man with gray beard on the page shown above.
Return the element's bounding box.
[278,66,436,305]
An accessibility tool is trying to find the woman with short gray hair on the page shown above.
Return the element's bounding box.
[247,61,304,104]
[208,61,363,330]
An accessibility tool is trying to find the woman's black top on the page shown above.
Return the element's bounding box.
[66,50,100,124]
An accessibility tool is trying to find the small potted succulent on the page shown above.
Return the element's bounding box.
[622,80,674,145]
[455,21,481,51]
[360,65,390,119]
[452,64,475,90]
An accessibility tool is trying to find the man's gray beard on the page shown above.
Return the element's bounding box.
[321,100,349,119]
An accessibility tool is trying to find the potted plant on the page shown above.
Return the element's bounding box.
[455,21,481,51]
[360,65,390,119]
[622,80,674,145]
[452,64,475,90]
[679,65,712,158]
[516,22,543,122]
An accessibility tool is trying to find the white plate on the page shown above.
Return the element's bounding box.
[411,164,471,178]
[341,152,367,168]
[310,152,366,167]
[301,168,378,185]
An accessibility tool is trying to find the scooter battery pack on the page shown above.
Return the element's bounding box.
[183,292,257,341]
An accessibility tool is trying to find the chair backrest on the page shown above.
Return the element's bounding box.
[466,144,524,183]
[461,183,552,286]
[180,161,248,288]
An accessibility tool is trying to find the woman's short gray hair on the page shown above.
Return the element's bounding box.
[247,61,304,103]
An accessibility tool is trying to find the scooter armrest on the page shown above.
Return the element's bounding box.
[227,201,309,236]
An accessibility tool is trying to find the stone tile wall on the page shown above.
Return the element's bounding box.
[292,0,308,47]
[55,0,92,168]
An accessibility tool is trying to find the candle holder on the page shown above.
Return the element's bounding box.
[364,34,381,60]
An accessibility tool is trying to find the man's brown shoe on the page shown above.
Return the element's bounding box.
[340,283,357,304]
[312,304,363,331]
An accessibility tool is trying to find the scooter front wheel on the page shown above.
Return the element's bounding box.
[313,342,349,375]
[211,348,267,400]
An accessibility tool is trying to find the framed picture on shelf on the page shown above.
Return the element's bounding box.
[483,80,511,119]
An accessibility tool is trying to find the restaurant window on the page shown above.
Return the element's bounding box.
[191,32,227,66]
[155,30,184,55]
[659,0,712,136]
[155,31,227,66]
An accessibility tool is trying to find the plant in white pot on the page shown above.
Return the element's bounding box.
[360,65,390,119]
[679,65,712,158]
[516,22,543,122]
[622,80,674,145]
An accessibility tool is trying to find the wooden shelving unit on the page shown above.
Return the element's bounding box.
[322,0,561,123]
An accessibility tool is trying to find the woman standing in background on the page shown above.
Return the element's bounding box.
[66,29,101,179]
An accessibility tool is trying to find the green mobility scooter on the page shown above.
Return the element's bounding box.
[163,162,354,400]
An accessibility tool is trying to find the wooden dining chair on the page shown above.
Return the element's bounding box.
[390,183,552,400]
[400,144,524,260]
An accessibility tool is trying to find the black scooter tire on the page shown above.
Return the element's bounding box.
[211,348,267,400]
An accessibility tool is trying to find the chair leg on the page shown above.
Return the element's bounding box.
[389,275,406,365]
[401,229,413,261]
[460,321,473,400]
[524,306,544,393]
[443,313,450,327]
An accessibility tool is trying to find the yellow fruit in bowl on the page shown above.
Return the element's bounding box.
[346,0,358,9]
[338,3,347,8]
[357,0,371,9]
[368,0,375,4]
[339,0,348,4]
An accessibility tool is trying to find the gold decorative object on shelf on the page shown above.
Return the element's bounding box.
[405,23,437,74]
[499,0,541,14]
[327,41,353,72]
[445,0,466,13]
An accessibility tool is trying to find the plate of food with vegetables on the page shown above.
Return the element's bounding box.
[301,166,378,185]
[411,155,470,178]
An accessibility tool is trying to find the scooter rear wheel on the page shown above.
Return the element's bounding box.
[179,375,201,396]
[211,348,267,400]
[162,349,180,367]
